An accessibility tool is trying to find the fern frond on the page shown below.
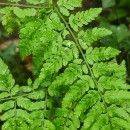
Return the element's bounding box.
[0,1,130,129]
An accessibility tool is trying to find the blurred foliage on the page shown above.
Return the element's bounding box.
[0,44,16,62]
[99,0,130,49]
[98,0,130,82]
[0,40,32,85]
[0,4,32,85]
[0,14,9,42]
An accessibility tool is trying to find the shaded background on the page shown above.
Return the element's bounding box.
[0,0,130,85]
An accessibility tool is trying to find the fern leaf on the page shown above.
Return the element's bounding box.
[74,91,101,117]
[86,47,120,63]
[98,76,128,91]
[111,118,130,129]
[0,101,14,113]
[48,63,82,96]
[69,9,102,31]
[81,102,105,130]
[53,114,80,130]
[0,6,37,33]
[62,78,90,108]
[11,85,19,96]
[27,90,45,100]
[90,114,109,130]
[17,97,45,111]
[13,7,37,18]
[19,85,32,92]
[20,78,41,92]
[58,0,82,16]
[1,109,15,121]
[0,58,15,91]
[1,13,20,33]
[108,105,130,122]
[82,64,88,74]
[43,119,56,130]
[29,112,56,130]
[8,0,20,2]
[92,61,126,78]
[32,78,41,90]
[104,90,130,104]
[26,0,46,5]
[2,118,29,130]
[78,28,112,47]
[0,92,10,99]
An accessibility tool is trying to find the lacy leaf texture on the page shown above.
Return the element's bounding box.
[0,0,130,130]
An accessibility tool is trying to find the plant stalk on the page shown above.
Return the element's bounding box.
[0,2,47,9]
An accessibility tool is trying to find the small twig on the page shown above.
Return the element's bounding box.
[0,2,48,9]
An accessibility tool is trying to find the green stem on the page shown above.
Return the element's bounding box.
[0,93,31,101]
[14,100,17,130]
[54,5,113,129]
[0,88,46,102]
[0,2,47,8]
[41,90,47,129]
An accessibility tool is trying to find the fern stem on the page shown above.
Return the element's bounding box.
[42,90,48,129]
[14,100,17,130]
[0,93,29,101]
[54,5,113,129]
[0,88,46,101]
[0,2,47,9]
